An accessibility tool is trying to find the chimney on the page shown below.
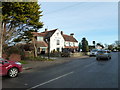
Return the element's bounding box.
[45,28,48,32]
[70,33,74,36]
[61,31,63,35]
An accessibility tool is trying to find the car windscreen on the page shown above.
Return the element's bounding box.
[91,50,98,52]
[0,58,4,64]
[107,51,110,53]
[0,58,4,61]
[97,51,106,54]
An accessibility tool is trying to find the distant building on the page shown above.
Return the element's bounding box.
[95,44,104,49]
[89,44,104,51]
[89,45,95,51]
[32,29,78,54]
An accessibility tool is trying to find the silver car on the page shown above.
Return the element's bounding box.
[96,50,111,60]
[89,49,99,57]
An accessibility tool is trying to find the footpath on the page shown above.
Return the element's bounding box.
[22,56,89,71]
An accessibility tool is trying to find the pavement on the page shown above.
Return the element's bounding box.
[22,55,89,71]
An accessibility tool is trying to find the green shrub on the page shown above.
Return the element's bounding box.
[3,45,25,60]
[8,46,20,55]
[50,52,61,57]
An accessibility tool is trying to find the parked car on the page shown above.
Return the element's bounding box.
[61,49,70,57]
[0,58,22,78]
[96,50,111,60]
[89,49,99,57]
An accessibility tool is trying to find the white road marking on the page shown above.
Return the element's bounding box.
[27,71,74,90]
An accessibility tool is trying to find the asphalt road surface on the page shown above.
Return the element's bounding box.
[2,52,118,89]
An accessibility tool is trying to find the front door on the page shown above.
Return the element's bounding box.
[57,48,60,52]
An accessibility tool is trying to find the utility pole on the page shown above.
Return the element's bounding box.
[93,41,96,48]
[48,38,50,59]
[46,38,50,59]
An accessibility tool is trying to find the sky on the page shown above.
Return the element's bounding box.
[38,1,118,45]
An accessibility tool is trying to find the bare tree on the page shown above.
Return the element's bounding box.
[32,37,38,57]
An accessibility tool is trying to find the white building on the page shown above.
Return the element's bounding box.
[32,29,78,53]
[95,44,104,49]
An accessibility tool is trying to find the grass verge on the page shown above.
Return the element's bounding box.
[24,56,55,61]
[19,60,28,64]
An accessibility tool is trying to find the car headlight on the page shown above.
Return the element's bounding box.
[15,62,22,65]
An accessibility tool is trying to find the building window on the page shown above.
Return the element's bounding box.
[57,33,59,36]
[37,36,43,41]
[73,43,75,46]
[42,48,46,51]
[64,42,66,46]
[57,40,60,45]
[69,42,71,46]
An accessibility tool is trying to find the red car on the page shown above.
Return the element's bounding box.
[0,58,22,78]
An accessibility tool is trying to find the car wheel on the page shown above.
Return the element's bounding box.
[96,58,100,60]
[110,57,111,59]
[107,57,109,60]
[8,68,18,78]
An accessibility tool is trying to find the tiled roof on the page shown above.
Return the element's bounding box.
[32,29,57,39]
[32,29,78,42]
[32,32,45,37]
[41,29,57,33]
[62,34,78,42]
[36,41,48,47]
[65,46,78,49]
[41,29,57,39]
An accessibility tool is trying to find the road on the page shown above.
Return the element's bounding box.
[2,52,118,89]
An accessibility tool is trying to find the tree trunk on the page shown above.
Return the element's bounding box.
[0,23,3,58]
[32,37,37,57]
[0,32,2,58]
[0,22,6,58]
[0,2,2,57]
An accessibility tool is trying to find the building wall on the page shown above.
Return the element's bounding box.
[50,30,65,52]
[96,45,103,49]
[74,42,79,47]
